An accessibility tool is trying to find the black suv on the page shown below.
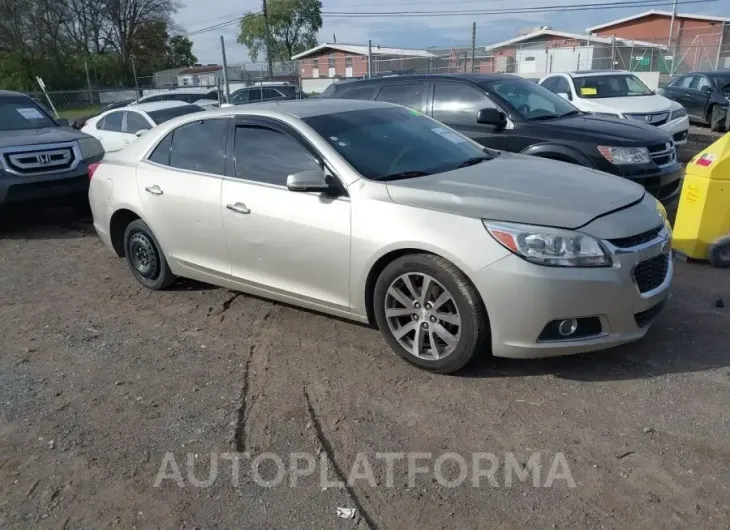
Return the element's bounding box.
[0,90,104,211]
[323,74,682,204]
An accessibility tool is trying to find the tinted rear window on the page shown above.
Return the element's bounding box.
[148,105,204,124]
[0,96,56,131]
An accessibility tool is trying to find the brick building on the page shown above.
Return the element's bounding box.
[586,10,730,72]
[292,43,436,93]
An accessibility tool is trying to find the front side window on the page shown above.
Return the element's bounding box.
[696,76,712,91]
[375,83,426,112]
[554,77,573,98]
[303,107,493,180]
[169,118,229,175]
[710,74,730,90]
[339,84,377,100]
[0,96,56,131]
[572,74,653,98]
[234,127,320,186]
[481,78,578,120]
[231,90,251,104]
[432,82,492,126]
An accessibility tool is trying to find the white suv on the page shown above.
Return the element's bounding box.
[539,71,690,145]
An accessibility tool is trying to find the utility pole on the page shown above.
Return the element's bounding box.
[471,22,476,73]
[463,52,468,73]
[84,60,93,107]
[131,57,140,100]
[262,0,274,81]
[668,0,677,50]
[220,36,231,101]
[368,39,373,78]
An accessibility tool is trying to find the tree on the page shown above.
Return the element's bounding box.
[165,35,196,68]
[237,0,322,62]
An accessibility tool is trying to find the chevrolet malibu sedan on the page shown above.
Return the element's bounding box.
[89,100,672,373]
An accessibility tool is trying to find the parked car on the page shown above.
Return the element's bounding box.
[228,84,304,105]
[89,100,672,374]
[134,88,221,109]
[0,90,104,213]
[81,101,204,153]
[322,74,682,205]
[539,70,690,144]
[657,70,730,131]
[72,99,135,130]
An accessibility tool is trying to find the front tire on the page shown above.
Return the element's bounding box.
[708,236,730,268]
[373,253,489,373]
[123,219,176,289]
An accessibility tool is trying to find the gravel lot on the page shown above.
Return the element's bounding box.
[1,128,729,529]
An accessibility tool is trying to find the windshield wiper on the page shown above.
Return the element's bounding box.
[378,170,432,181]
[527,113,561,121]
[456,156,492,168]
[559,110,582,118]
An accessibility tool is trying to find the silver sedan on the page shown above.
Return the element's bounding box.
[88,99,672,373]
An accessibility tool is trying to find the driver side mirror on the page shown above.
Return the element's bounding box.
[286,169,333,193]
[701,85,712,93]
[135,129,149,137]
[57,118,70,127]
[477,108,507,127]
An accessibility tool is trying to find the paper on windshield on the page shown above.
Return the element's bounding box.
[16,107,45,120]
[431,127,465,144]
[580,87,597,96]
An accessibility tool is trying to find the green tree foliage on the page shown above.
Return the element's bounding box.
[237,0,322,62]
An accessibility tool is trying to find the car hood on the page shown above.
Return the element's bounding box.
[384,152,645,229]
[527,113,671,145]
[0,127,89,148]
[579,94,678,114]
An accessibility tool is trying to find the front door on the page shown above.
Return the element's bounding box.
[221,121,351,310]
[430,81,508,150]
[136,117,231,276]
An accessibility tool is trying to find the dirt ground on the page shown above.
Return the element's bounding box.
[1,130,729,529]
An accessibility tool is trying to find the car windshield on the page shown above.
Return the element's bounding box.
[148,105,204,124]
[303,107,494,180]
[480,78,578,120]
[710,74,730,90]
[572,74,653,98]
[0,96,56,131]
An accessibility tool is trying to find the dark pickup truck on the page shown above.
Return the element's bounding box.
[0,90,104,212]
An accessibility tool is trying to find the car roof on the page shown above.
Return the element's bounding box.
[688,70,730,76]
[126,100,191,112]
[567,70,634,77]
[0,90,33,98]
[333,73,524,87]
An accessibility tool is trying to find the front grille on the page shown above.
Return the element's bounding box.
[646,141,676,168]
[609,226,663,248]
[634,300,666,328]
[3,146,75,175]
[633,254,670,294]
[626,112,669,127]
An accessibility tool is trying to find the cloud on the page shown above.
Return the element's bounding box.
[174,0,730,64]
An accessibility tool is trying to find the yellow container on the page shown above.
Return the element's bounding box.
[672,132,730,267]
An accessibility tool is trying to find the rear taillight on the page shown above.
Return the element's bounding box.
[88,162,100,180]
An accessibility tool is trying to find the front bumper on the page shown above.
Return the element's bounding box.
[612,162,683,207]
[0,155,101,207]
[472,238,672,359]
[658,115,690,145]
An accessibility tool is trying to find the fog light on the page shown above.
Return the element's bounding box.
[558,319,578,337]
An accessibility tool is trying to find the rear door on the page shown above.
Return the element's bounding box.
[429,81,507,150]
[374,82,428,113]
[136,117,232,276]
[220,118,351,311]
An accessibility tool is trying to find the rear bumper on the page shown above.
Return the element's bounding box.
[0,156,100,207]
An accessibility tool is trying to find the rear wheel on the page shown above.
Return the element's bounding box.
[708,236,730,268]
[373,254,489,373]
[123,219,176,289]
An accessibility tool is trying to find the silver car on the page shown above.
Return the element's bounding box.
[89,100,672,373]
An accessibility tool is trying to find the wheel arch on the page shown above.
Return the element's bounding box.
[109,207,143,257]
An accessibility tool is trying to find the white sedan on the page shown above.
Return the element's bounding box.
[82,101,204,153]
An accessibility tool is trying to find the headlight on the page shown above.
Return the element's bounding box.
[655,199,668,220]
[591,112,622,118]
[597,145,651,165]
[670,108,687,120]
[484,221,612,267]
[77,136,104,159]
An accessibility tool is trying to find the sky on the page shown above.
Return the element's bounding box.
[173,0,730,65]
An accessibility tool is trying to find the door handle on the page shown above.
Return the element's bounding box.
[226,202,250,214]
[145,185,163,196]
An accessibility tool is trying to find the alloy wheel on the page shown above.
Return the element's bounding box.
[384,273,461,360]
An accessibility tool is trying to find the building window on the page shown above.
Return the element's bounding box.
[312,59,318,68]
[346,57,353,67]
[328,53,335,68]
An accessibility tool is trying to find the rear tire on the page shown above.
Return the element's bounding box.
[123,219,176,289]
[708,236,730,268]
[373,253,489,374]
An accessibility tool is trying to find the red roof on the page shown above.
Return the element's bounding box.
[179,66,222,75]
